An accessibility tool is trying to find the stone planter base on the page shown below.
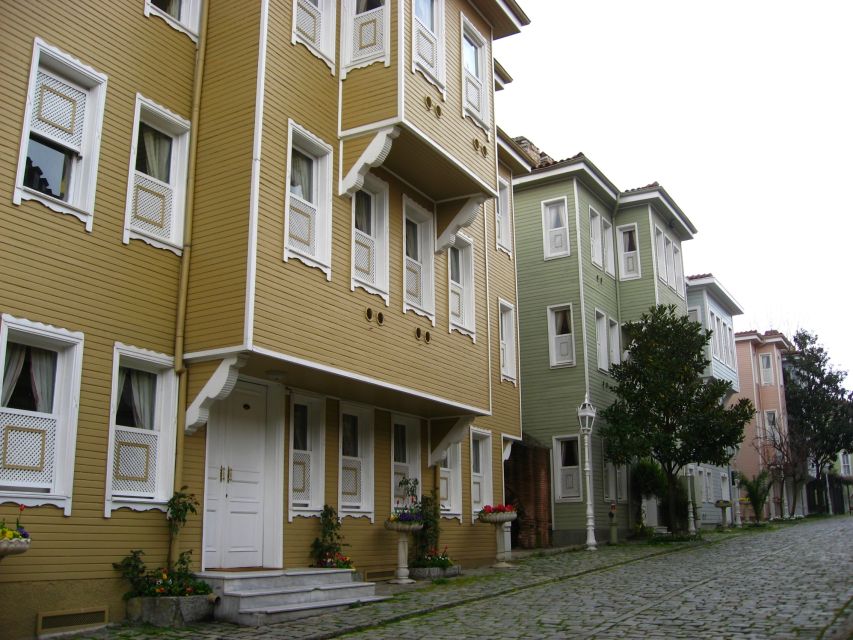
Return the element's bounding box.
[126,595,214,627]
[409,565,461,580]
[0,538,30,560]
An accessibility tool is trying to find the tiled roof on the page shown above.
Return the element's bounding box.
[622,181,660,194]
[533,151,585,170]
[687,273,713,280]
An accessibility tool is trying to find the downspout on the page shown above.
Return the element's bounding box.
[171,0,210,563]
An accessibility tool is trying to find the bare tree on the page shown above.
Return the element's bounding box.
[752,414,809,515]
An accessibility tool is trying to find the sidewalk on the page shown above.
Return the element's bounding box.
[75,536,725,640]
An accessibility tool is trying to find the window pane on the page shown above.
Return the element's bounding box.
[152,0,181,19]
[439,447,450,470]
[405,218,419,260]
[472,438,481,473]
[549,203,565,230]
[415,0,434,31]
[561,440,578,467]
[3,343,57,413]
[136,123,173,183]
[463,34,479,76]
[449,247,461,283]
[116,367,157,430]
[624,229,636,252]
[555,309,571,336]
[293,403,309,451]
[342,414,359,457]
[356,0,384,12]
[393,423,407,463]
[290,149,314,203]
[24,136,72,201]
[355,191,372,234]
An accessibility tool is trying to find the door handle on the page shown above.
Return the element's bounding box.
[219,465,225,482]
[227,466,233,483]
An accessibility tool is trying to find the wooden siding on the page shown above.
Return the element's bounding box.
[341,131,375,184]
[183,0,261,352]
[613,204,657,322]
[402,0,496,191]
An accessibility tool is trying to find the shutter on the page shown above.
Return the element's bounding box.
[353,228,376,285]
[0,411,58,490]
[554,334,573,364]
[295,0,323,50]
[405,256,423,306]
[549,228,567,253]
[350,4,385,62]
[560,467,581,499]
[341,456,362,509]
[132,171,174,241]
[292,449,312,507]
[112,426,159,498]
[289,196,318,257]
[463,68,483,118]
[616,466,627,501]
[31,70,87,154]
[414,14,439,79]
[450,282,463,323]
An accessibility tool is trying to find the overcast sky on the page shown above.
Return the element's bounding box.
[494,0,853,380]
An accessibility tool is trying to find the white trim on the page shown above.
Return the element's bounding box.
[288,392,326,521]
[338,402,375,521]
[496,178,512,256]
[291,0,337,74]
[144,0,200,40]
[553,435,583,503]
[541,196,570,260]
[469,427,493,516]
[615,222,641,281]
[447,231,476,340]
[573,179,589,394]
[547,303,576,368]
[185,355,248,433]
[340,117,403,139]
[437,441,462,520]
[514,161,619,200]
[351,172,391,304]
[594,308,608,372]
[435,196,484,252]
[498,298,517,383]
[340,126,400,196]
[341,0,391,78]
[411,0,446,95]
[459,14,490,136]
[402,195,436,323]
[618,190,694,239]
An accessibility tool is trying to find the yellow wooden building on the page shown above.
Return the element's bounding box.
[0,0,530,635]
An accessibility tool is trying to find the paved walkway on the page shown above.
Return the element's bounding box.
[78,517,853,639]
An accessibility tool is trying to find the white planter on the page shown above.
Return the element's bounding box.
[478,511,517,525]
[0,538,30,559]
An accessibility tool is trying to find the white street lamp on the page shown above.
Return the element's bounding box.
[578,394,597,551]
[686,467,696,535]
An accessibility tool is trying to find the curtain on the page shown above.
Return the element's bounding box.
[290,150,313,202]
[2,343,26,407]
[130,369,156,431]
[354,191,372,234]
[116,366,128,424]
[154,0,181,19]
[140,124,172,183]
[415,0,433,30]
[30,346,56,413]
[357,0,384,13]
[405,219,419,260]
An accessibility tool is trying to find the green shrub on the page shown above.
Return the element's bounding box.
[311,505,353,568]
[113,550,211,599]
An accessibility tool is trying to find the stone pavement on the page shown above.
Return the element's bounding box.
[76,517,853,639]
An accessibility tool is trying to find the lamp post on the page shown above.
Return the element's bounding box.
[686,467,696,535]
[578,394,597,551]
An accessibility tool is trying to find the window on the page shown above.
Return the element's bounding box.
[688,307,700,325]
[392,416,420,506]
[105,345,177,513]
[547,304,575,367]
[403,197,435,321]
[124,95,190,253]
[603,461,628,503]
[721,473,731,502]
[602,218,615,276]
[292,0,337,71]
[461,17,489,130]
[351,173,389,301]
[285,121,333,278]
[14,39,108,230]
[727,326,735,368]
[542,198,569,259]
[655,227,666,282]
[289,394,326,518]
[470,430,493,516]
[764,410,778,443]
[841,452,851,477]
[704,470,713,503]
[438,442,461,517]
[673,245,684,296]
[145,0,201,37]
[449,234,475,337]
[554,437,581,501]
[715,316,723,360]
[608,319,620,368]
[760,353,774,385]
[595,310,608,371]
[342,0,389,77]
[589,208,602,267]
[616,224,640,279]
[664,236,675,288]
[0,314,83,515]
[412,0,445,89]
[339,404,374,518]
[499,300,516,382]
[496,180,512,253]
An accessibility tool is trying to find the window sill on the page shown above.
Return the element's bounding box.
[404,302,436,326]
[550,361,576,369]
[292,34,335,75]
[413,63,446,97]
[352,279,390,306]
[0,491,71,516]
[619,273,641,281]
[285,246,332,281]
[554,497,583,504]
[440,512,462,522]
[145,4,199,42]
[500,373,517,386]
[15,186,94,232]
[496,243,513,258]
[450,323,475,343]
[289,507,322,522]
[464,109,491,140]
[107,497,167,517]
[340,509,374,523]
[544,251,570,261]
[127,229,183,256]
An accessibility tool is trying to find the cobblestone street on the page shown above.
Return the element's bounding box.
[81,517,853,640]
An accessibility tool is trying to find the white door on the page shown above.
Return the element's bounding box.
[205,381,267,569]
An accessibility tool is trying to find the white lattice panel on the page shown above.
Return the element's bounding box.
[112,427,158,497]
[289,198,317,256]
[561,468,580,499]
[341,457,362,507]
[132,171,173,240]
[352,7,384,61]
[353,230,375,284]
[31,71,86,152]
[464,70,482,115]
[0,409,56,489]
[292,450,311,506]
[450,283,463,322]
[414,21,437,73]
[296,0,322,48]
[405,257,422,306]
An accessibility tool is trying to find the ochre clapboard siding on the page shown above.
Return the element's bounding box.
[341,132,375,181]
[184,0,261,353]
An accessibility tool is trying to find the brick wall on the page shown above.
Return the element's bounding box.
[505,442,552,548]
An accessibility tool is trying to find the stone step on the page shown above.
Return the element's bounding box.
[200,568,356,593]
[234,595,389,626]
[225,581,377,609]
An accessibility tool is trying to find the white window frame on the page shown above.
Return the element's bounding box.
[655,226,667,282]
[123,94,190,254]
[288,393,326,520]
[498,299,517,383]
[709,311,720,360]
[448,233,475,339]
[460,15,489,134]
[411,0,446,92]
[13,39,108,232]
[144,0,201,40]
[542,197,570,259]
[595,309,608,371]
[688,306,700,326]
[589,207,603,268]
[0,314,84,516]
[104,343,177,516]
[547,304,575,368]
[470,428,493,517]
[603,461,628,504]
[721,472,731,502]
[616,223,641,280]
[391,414,421,509]
[841,452,851,477]
[664,236,675,288]
[704,469,713,503]
[292,0,337,73]
[608,318,620,368]
[338,403,374,520]
[402,196,436,323]
[284,119,333,279]
[438,442,462,518]
[764,410,778,442]
[351,173,390,303]
[496,179,512,255]
[673,244,684,297]
[760,352,774,385]
[341,0,391,78]
[727,326,735,368]
[553,436,582,502]
[602,217,615,277]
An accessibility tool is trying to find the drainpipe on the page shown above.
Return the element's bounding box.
[170,0,210,564]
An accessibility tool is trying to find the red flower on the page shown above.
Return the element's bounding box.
[483,505,493,513]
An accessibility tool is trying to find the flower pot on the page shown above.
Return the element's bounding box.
[0,538,30,559]
[125,595,213,627]
[478,511,517,525]
[410,565,461,579]
[384,520,424,533]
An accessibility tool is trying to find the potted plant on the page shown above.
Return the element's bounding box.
[384,477,424,533]
[113,488,214,626]
[311,505,354,568]
[477,503,517,524]
[0,505,31,561]
[409,491,460,579]
[410,545,460,579]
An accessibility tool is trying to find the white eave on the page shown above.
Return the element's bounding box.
[686,276,745,316]
[514,160,619,201]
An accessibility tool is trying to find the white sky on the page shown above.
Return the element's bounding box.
[494,0,853,378]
